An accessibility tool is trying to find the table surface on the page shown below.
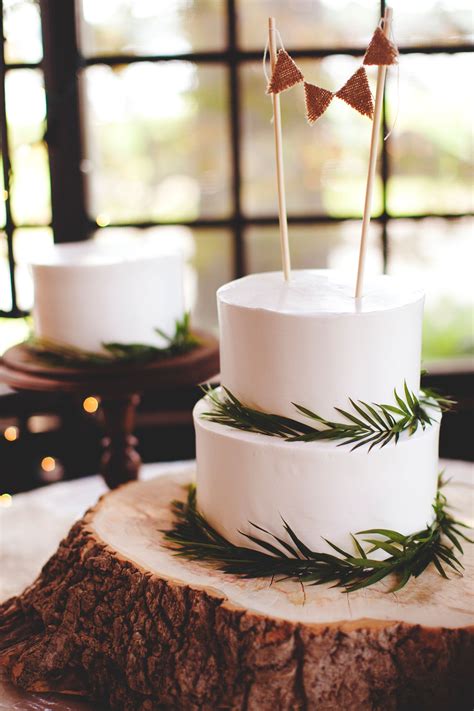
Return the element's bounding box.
[1,458,472,711]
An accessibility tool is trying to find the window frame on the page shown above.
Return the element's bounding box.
[1,0,473,317]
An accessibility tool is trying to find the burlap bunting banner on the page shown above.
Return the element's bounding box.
[336,67,374,118]
[266,21,397,125]
[363,26,398,66]
[266,49,304,94]
[304,83,334,125]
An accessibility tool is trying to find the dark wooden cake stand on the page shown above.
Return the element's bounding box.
[0,331,219,488]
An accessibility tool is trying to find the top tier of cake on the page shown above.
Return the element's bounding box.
[218,269,424,421]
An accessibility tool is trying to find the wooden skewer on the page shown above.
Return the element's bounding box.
[355,6,393,299]
[268,17,291,281]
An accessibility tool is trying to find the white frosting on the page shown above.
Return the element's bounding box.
[194,395,441,554]
[30,242,185,352]
[218,270,424,421]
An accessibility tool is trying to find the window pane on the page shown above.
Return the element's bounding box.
[241,58,383,217]
[238,0,378,49]
[82,63,231,223]
[0,317,30,354]
[93,226,233,333]
[3,0,43,64]
[387,54,474,216]
[387,218,474,361]
[78,0,226,57]
[5,70,51,225]
[0,232,12,312]
[389,0,472,47]
[245,222,383,277]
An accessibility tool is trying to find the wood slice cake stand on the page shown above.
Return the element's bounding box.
[0,332,219,489]
[0,469,473,711]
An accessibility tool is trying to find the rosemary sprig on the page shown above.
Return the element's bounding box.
[201,382,454,451]
[25,313,200,368]
[164,481,472,593]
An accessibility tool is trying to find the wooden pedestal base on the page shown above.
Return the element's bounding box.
[0,472,473,710]
[100,393,142,488]
[0,333,219,488]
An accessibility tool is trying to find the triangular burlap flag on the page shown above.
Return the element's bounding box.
[266,49,304,94]
[363,26,398,66]
[336,67,374,118]
[304,82,334,125]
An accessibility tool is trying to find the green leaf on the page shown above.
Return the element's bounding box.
[281,520,313,559]
[351,534,367,559]
[404,381,416,412]
[442,528,464,554]
[241,530,289,558]
[394,388,410,416]
[361,539,403,557]
[332,409,365,429]
[250,522,300,558]
[293,404,327,424]
[357,528,407,544]
[350,399,381,430]
[362,402,388,429]
[322,538,352,559]
[432,555,449,579]
[345,567,392,592]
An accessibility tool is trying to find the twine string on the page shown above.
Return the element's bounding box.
[263,29,285,124]
[262,39,270,83]
[262,28,285,83]
[384,21,400,140]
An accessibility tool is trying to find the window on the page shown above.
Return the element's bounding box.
[1,0,473,360]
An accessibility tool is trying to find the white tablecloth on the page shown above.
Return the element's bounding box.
[0,460,194,711]
[0,459,472,710]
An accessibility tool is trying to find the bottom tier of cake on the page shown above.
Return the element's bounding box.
[193,394,441,553]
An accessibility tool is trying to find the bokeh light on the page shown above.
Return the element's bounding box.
[0,493,13,508]
[3,425,19,441]
[41,456,56,472]
[83,396,100,413]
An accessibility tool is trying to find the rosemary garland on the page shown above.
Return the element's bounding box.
[25,313,200,367]
[164,479,472,593]
[201,382,454,451]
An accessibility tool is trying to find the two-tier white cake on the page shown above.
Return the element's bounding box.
[193,269,440,553]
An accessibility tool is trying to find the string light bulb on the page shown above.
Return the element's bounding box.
[0,493,12,508]
[41,456,56,472]
[4,426,19,441]
[83,396,99,413]
[96,213,110,227]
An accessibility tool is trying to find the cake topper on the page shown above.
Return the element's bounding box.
[265,8,398,296]
[265,11,398,123]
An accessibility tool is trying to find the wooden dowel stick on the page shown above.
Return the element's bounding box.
[355,6,393,298]
[268,17,291,281]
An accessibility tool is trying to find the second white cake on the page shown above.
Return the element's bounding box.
[30,241,185,352]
